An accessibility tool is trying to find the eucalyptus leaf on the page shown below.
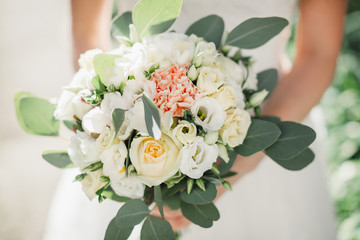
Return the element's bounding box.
[115,199,150,228]
[235,119,281,156]
[180,202,220,228]
[226,17,288,49]
[265,121,316,160]
[154,185,164,219]
[93,54,120,81]
[257,69,278,98]
[42,150,74,168]
[133,0,182,38]
[162,179,186,198]
[163,193,181,210]
[14,91,33,133]
[92,75,107,92]
[16,96,59,136]
[254,115,281,124]
[104,218,133,240]
[217,150,237,175]
[63,120,76,131]
[141,95,161,140]
[140,216,175,240]
[180,183,217,205]
[112,108,126,139]
[185,15,224,48]
[112,11,132,37]
[271,148,315,171]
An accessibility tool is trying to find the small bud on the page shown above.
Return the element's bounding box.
[108,84,116,92]
[196,179,206,191]
[248,89,269,108]
[187,178,194,194]
[73,173,87,182]
[119,81,126,95]
[129,24,140,43]
[204,131,219,145]
[83,161,103,172]
[232,50,242,62]
[187,65,198,81]
[217,144,230,163]
[116,36,132,47]
[211,164,220,176]
[143,70,151,80]
[192,52,204,68]
[221,45,231,56]
[128,75,135,80]
[100,176,110,182]
[149,64,160,74]
[222,181,232,191]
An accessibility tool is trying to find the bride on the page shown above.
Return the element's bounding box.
[43,0,346,239]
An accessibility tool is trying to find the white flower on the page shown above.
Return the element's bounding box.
[191,97,226,132]
[54,89,93,121]
[96,126,115,153]
[220,108,251,148]
[100,92,131,117]
[179,137,218,179]
[129,133,181,187]
[210,85,242,110]
[172,120,197,145]
[78,49,103,70]
[100,141,128,179]
[216,56,244,85]
[242,66,258,90]
[64,68,95,92]
[187,65,198,81]
[68,131,100,170]
[82,108,110,136]
[193,41,217,67]
[80,169,106,200]
[204,131,219,145]
[110,176,145,199]
[196,67,225,94]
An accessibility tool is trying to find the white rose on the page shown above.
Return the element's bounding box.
[100,141,128,179]
[172,120,197,145]
[129,133,181,187]
[210,85,244,111]
[219,108,251,147]
[216,56,244,85]
[82,108,110,136]
[110,176,145,199]
[78,49,103,70]
[96,126,115,153]
[191,97,226,132]
[68,131,100,170]
[179,137,218,179]
[197,67,225,94]
[80,169,106,200]
[193,41,217,67]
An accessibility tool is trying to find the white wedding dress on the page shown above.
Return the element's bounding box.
[43,0,337,239]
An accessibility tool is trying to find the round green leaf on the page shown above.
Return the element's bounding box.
[235,119,281,156]
[180,201,220,228]
[217,150,237,176]
[93,54,120,81]
[185,15,224,48]
[17,96,59,136]
[271,148,315,171]
[112,11,132,37]
[140,216,175,240]
[141,95,161,140]
[115,199,150,228]
[105,218,134,240]
[42,150,74,169]
[225,17,289,49]
[257,69,278,98]
[265,121,316,160]
[133,0,183,38]
[180,183,217,205]
[163,193,181,211]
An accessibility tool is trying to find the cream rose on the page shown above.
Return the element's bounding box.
[191,97,226,132]
[80,169,106,200]
[129,133,181,187]
[219,108,251,147]
[179,137,218,179]
[172,120,197,145]
[196,67,225,94]
[216,56,244,85]
[96,126,115,153]
[210,85,239,110]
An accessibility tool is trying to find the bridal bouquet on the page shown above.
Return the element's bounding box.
[15,0,317,239]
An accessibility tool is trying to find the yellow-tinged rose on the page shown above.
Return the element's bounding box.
[129,133,181,187]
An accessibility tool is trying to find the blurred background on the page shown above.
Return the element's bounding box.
[0,0,359,239]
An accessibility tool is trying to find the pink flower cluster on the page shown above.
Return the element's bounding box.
[150,65,201,116]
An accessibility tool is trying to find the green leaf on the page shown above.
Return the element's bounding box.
[112,11,132,37]
[235,119,281,156]
[115,199,150,228]
[257,69,278,98]
[203,176,222,186]
[92,75,107,92]
[254,115,281,125]
[226,17,289,49]
[93,54,120,81]
[163,193,181,210]
[63,120,76,131]
[217,150,237,175]
[265,121,316,160]
[42,150,74,168]
[271,148,315,171]
[180,183,217,205]
[162,179,186,198]
[105,218,133,240]
[185,15,224,48]
[112,108,126,139]
[221,171,237,179]
[133,0,182,38]
[180,201,219,228]
[141,95,161,140]
[102,187,131,203]
[154,185,164,219]
[16,96,59,136]
[140,216,175,240]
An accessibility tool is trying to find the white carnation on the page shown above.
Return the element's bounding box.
[100,141,128,179]
[80,169,106,200]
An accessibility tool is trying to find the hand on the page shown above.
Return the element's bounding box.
[151,205,191,232]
